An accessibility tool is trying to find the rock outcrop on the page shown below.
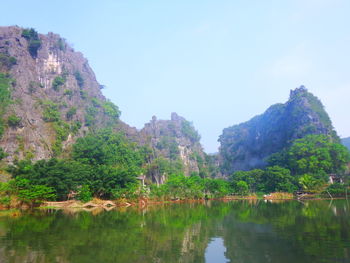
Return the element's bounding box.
[139,113,209,181]
[218,86,339,174]
[0,26,123,162]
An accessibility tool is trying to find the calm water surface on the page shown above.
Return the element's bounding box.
[0,200,349,263]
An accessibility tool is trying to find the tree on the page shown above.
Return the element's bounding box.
[269,135,350,175]
[268,134,350,188]
[8,159,92,200]
[13,177,56,206]
[262,166,296,193]
[236,181,249,195]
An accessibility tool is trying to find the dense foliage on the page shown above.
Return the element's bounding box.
[21,28,42,58]
[0,73,12,137]
[230,135,350,193]
[6,130,145,202]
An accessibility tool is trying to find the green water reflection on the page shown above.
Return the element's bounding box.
[0,200,349,263]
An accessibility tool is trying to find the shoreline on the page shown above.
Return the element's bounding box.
[0,193,347,212]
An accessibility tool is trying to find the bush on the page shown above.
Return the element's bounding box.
[324,183,348,197]
[181,120,201,142]
[22,28,42,58]
[74,71,84,88]
[102,101,121,119]
[13,177,56,206]
[0,147,7,160]
[0,53,17,70]
[42,101,60,122]
[7,114,21,127]
[52,76,66,91]
[236,181,249,195]
[66,107,77,120]
[77,185,92,203]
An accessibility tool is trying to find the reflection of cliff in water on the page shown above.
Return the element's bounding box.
[0,200,349,263]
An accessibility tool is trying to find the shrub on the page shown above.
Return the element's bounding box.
[64,89,73,97]
[74,71,84,88]
[77,185,92,203]
[0,147,7,160]
[0,53,17,70]
[56,38,66,51]
[22,28,42,58]
[7,114,21,127]
[324,183,348,197]
[66,107,77,120]
[80,90,88,99]
[236,180,249,195]
[52,76,66,91]
[102,101,121,119]
[42,101,60,122]
[181,120,201,142]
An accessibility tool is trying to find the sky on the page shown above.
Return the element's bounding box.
[1,0,349,153]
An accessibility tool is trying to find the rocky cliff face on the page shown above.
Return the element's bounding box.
[0,26,209,180]
[139,113,210,181]
[0,26,123,162]
[218,86,339,174]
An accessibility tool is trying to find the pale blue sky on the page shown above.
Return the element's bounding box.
[1,0,350,152]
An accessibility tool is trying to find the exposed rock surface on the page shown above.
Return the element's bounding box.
[140,113,207,179]
[0,26,119,162]
[218,86,339,174]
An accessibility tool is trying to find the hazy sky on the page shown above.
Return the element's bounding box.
[1,0,349,152]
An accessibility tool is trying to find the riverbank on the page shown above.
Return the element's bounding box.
[38,192,346,210]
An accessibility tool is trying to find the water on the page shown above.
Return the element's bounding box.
[0,200,349,263]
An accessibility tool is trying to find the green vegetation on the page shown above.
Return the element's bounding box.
[0,73,12,137]
[0,177,56,207]
[52,75,66,91]
[230,135,350,194]
[66,107,77,120]
[156,136,179,160]
[219,87,339,174]
[7,114,21,127]
[74,71,84,88]
[0,53,16,71]
[5,130,144,200]
[77,185,92,202]
[269,134,350,190]
[181,120,201,142]
[21,28,42,58]
[42,100,60,122]
[84,106,98,126]
[56,38,66,51]
[151,174,230,200]
[80,90,88,99]
[51,121,70,156]
[102,100,121,119]
[40,100,77,156]
[28,81,42,93]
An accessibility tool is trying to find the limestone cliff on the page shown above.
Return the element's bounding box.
[0,26,124,162]
[218,86,339,174]
[139,113,211,182]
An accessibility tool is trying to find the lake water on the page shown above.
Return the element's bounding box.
[0,200,349,263]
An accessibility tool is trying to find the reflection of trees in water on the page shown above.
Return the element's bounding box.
[222,200,350,263]
[0,200,349,263]
[0,202,228,263]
